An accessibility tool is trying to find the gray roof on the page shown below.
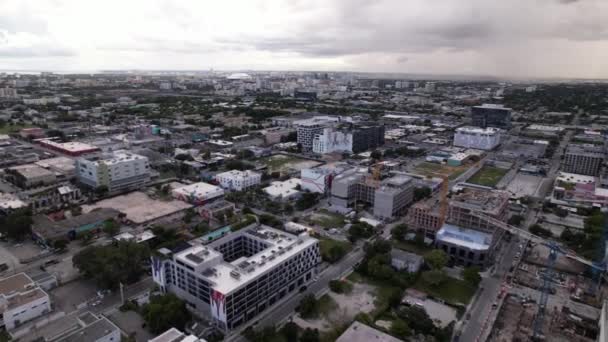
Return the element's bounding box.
[336,321,404,342]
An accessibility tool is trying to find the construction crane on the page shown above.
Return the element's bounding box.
[470,211,604,340]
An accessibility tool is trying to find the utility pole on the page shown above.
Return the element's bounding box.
[120,282,125,305]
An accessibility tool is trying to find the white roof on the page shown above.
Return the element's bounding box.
[557,171,595,184]
[42,140,99,152]
[172,182,224,200]
[436,224,491,251]
[456,126,499,134]
[0,193,27,210]
[263,178,301,198]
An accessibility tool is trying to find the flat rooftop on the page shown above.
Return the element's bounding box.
[83,191,192,225]
[6,287,47,310]
[456,126,500,134]
[436,223,492,251]
[35,156,76,173]
[0,273,33,296]
[41,140,100,153]
[172,182,224,200]
[51,314,119,342]
[336,321,404,342]
[9,163,55,179]
[174,225,318,295]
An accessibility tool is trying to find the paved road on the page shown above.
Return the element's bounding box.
[457,237,519,342]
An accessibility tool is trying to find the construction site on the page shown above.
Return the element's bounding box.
[488,241,606,342]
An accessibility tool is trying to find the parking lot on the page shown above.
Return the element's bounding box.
[49,279,98,313]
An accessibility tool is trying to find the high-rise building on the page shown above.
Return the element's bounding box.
[297,121,327,152]
[453,126,501,150]
[352,124,385,153]
[562,144,605,176]
[151,225,320,332]
[471,104,512,129]
[76,150,150,193]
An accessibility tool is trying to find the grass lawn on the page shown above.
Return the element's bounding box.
[413,276,476,305]
[258,154,299,171]
[0,123,33,134]
[467,166,509,187]
[392,240,432,255]
[414,162,469,181]
[311,209,346,229]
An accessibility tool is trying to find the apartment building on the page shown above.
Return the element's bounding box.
[312,128,352,154]
[151,225,320,332]
[562,144,605,176]
[351,124,385,153]
[406,195,444,238]
[215,170,261,191]
[296,121,327,152]
[453,126,501,150]
[471,104,512,129]
[0,273,51,331]
[330,169,414,219]
[76,150,150,193]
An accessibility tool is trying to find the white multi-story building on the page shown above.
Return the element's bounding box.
[453,126,501,150]
[215,170,261,191]
[149,328,207,342]
[151,225,320,332]
[0,273,51,331]
[312,128,353,154]
[76,150,150,193]
[0,88,17,98]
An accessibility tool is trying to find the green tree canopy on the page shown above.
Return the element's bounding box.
[143,294,191,334]
[424,249,448,270]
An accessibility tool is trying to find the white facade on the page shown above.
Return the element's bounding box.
[0,273,51,331]
[151,225,320,332]
[453,126,501,150]
[300,168,337,194]
[263,178,301,201]
[215,170,261,191]
[76,150,150,192]
[312,128,353,154]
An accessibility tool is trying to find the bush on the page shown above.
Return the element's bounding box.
[329,280,353,294]
[529,224,552,238]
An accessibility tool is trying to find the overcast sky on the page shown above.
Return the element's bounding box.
[1,0,607,78]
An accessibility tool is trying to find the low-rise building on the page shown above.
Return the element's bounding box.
[263,178,302,201]
[0,193,28,215]
[32,208,120,245]
[6,164,57,189]
[149,327,207,342]
[335,321,404,342]
[435,223,493,267]
[172,182,224,206]
[39,140,100,157]
[151,225,321,332]
[48,311,121,342]
[390,249,423,273]
[215,170,261,191]
[0,273,51,331]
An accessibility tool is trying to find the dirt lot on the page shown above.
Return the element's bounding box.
[293,281,376,332]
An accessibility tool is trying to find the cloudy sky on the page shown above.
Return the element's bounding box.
[1,0,607,78]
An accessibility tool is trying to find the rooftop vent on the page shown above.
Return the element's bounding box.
[230,270,241,279]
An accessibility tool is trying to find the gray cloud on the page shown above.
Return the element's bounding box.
[0,45,75,58]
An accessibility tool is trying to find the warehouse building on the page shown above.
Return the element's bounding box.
[151,225,321,332]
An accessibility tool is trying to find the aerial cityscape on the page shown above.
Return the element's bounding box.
[1,1,608,342]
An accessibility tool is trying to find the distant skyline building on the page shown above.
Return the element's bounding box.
[471,104,512,129]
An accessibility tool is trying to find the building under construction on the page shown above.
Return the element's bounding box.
[329,168,414,220]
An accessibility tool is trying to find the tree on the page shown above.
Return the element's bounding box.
[391,224,408,241]
[348,221,374,241]
[298,294,319,319]
[370,150,382,160]
[281,322,298,342]
[413,187,432,202]
[424,249,448,270]
[529,224,553,238]
[422,269,447,287]
[462,266,482,287]
[0,208,33,241]
[390,319,411,338]
[53,239,69,251]
[143,294,191,334]
[73,241,150,289]
[508,215,524,227]
[102,219,120,237]
[183,208,196,223]
[323,244,347,263]
[299,328,320,342]
[295,192,319,211]
[95,185,109,196]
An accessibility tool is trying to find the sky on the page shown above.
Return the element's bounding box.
[1,0,607,78]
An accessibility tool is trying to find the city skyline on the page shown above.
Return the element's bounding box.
[2,0,608,79]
